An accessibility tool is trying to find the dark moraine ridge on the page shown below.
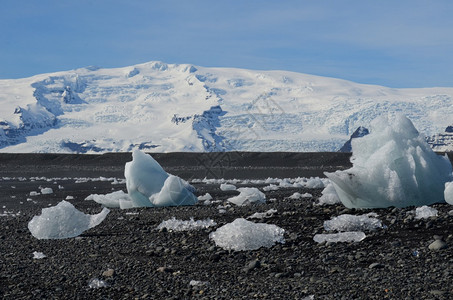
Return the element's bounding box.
[0,151,354,179]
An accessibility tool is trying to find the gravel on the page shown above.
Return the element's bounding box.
[1,152,452,299]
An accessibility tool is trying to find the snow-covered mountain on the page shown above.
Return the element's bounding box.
[1,61,453,153]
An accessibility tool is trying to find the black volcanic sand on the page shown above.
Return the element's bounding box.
[1,152,453,299]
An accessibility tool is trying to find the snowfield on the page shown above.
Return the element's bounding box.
[1,61,453,153]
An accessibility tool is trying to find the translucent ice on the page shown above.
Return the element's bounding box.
[326,114,452,208]
[124,150,197,207]
[156,217,217,231]
[28,200,109,239]
[85,190,130,208]
[220,183,237,191]
[317,182,341,205]
[324,213,383,232]
[209,218,285,251]
[313,232,366,243]
[445,182,453,205]
[227,187,266,206]
[415,205,438,219]
[33,251,46,259]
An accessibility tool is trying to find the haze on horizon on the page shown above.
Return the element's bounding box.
[1,0,453,88]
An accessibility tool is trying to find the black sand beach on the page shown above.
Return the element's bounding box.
[1,152,452,299]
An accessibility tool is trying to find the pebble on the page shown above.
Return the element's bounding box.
[368,263,384,269]
[428,240,447,250]
[102,268,115,277]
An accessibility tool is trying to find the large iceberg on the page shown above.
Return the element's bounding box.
[28,200,109,239]
[124,150,197,207]
[209,218,285,251]
[326,114,452,208]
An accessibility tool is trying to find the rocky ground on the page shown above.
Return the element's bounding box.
[1,152,452,299]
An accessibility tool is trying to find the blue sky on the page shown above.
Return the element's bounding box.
[1,0,453,88]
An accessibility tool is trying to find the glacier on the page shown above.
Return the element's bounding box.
[1,61,453,153]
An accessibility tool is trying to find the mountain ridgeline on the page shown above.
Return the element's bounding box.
[0,61,452,153]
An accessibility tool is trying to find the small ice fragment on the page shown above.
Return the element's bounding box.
[227,187,265,206]
[189,280,209,287]
[263,184,279,191]
[415,206,438,219]
[65,196,74,200]
[209,218,285,251]
[85,190,130,208]
[28,200,109,239]
[198,193,213,201]
[247,209,277,219]
[40,187,53,195]
[157,217,216,231]
[289,192,312,199]
[88,278,108,288]
[313,232,366,243]
[324,213,383,232]
[33,251,46,259]
[317,182,341,205]
[29,191,40,196]
[220,183,237,191]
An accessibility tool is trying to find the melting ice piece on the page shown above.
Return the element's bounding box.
[220,183,237,191]
[247,209,277,219]
[317,182,341,205]
[313,232,366,243]
[209,218,285,251]
[325,114,453,208]
[415,205,438,219]
[88,278,108,288]
[33,251,46,259]
[85,190,131,208]
[28,200,109,239]
[227,187,265,206]
[445,182,453,205]
[124,150,197,207]
[157,217,217,231]
[324,213,383,232]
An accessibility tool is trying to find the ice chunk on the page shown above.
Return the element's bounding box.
[85,190,130,208]
[157,217,216,231]
[227,187,266,206]
[317,182,341,205]
[313,232,366,243]
[88,278,108,288]
[220,183,237,191]
[247,209,277,219]
[445,182,453,205]
[263,184,279,191]
[289,192,312,199]
[324,213,383,232]
[124,150,197,207]
[415,205,438,219]
[209,218,285,251]
[125,150,168,207]
[28,200,109,239]
[40,187,53,195]
[33,251,46,259]
[198,193,213,201]
[325,114,453,208]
